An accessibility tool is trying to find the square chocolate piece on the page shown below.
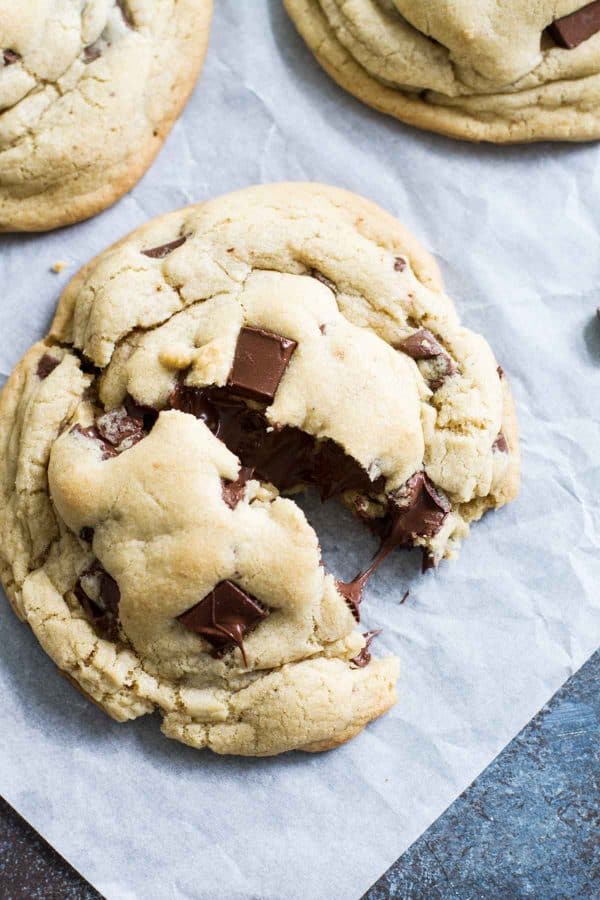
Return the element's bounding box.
[549,1,600,49]
[227,327,297,403]
[177,580,268,658]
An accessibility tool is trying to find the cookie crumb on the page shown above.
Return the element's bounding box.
[51,261,70,274]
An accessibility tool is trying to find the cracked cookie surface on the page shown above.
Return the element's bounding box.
[0,0,212,231]
[0,183,519,756]
[284,0,600,142]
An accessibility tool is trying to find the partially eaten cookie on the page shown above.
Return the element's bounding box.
[0,183,519,755]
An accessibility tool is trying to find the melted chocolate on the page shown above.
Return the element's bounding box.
[178,580,268,664]
[167,385,381,498]
[338,471,449,617]
[386,471,450,546]
[74,562,120,640]
[227,327,297,403]
[222,467,254,509]
[314,441,385,501]
[548,2,600,49]
[141,236,186,259]
[36,354,60,380]
[350,630,382,668]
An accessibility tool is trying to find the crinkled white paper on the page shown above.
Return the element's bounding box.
[1,3,599,899]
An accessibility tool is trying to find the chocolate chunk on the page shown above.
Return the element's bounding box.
[74,562,120,640]
[222,467,254,509]
[83,44,102,64]
[497,365,505,379]
[178,580,268,663]
[96,406,145,451]
[394,257,407,272]
[309,269,336,293]
[141,236,186,259]
[71,424,118,460]
[492,432,508,453]
[314,440,384,501]
[36,354,60,380]
[124,395,159,431]
[398,329,458,389]
[387,472,450,547]
[399,328,444,360]
[548,2,600,49]
[350,630,382,669]
[227,327,297,403]
[3,50,20,66]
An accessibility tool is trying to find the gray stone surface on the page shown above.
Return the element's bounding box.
[1,651,598,899]
[364,650,599,899]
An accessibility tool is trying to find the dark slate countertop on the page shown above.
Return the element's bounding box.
[1,651,598,900]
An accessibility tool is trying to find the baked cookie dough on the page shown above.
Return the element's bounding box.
[284,0,600,142]
[0,0,212,231]
[0,183,519,756]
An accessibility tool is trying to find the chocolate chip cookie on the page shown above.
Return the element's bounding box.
[0,0,212,231]
[0,184,519,756]
[284,0,600,142]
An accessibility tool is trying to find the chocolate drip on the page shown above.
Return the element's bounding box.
[74,562,121,640]
[337,471,449,617]
[336,541,393,621]
[350,630,382,668]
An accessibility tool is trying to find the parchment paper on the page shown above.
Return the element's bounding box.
[1,3,599,899]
